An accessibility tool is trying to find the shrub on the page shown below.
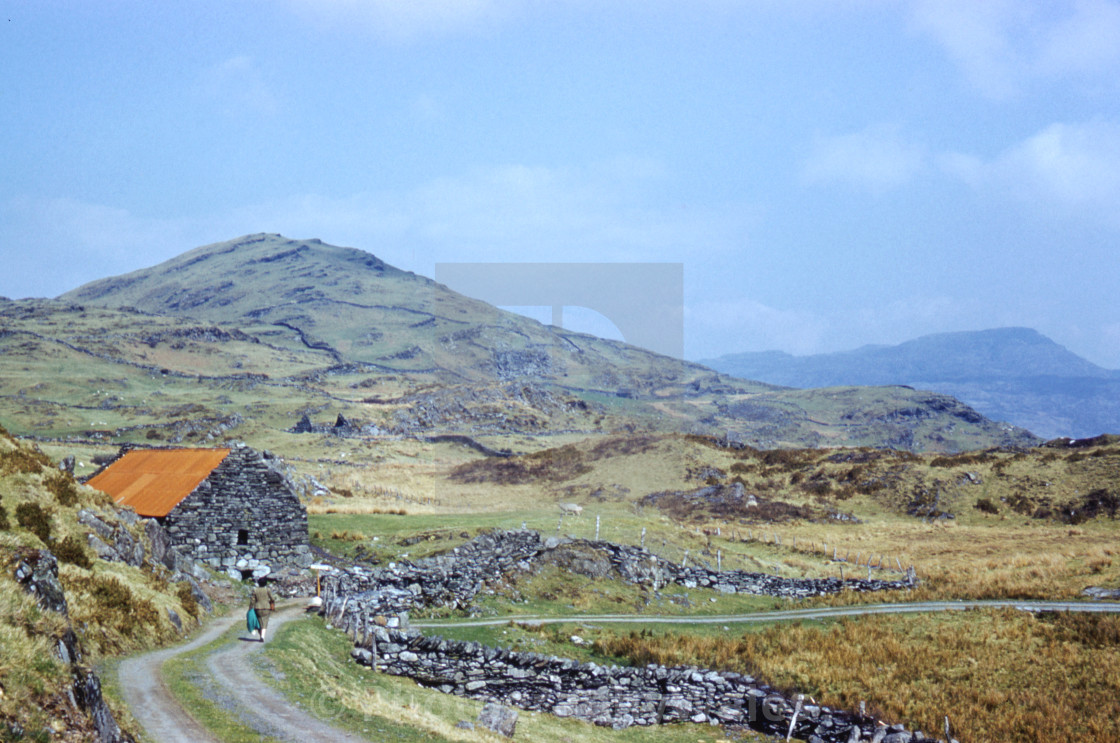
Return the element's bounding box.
[55,535,92,569]
[0,496,9,530]
[15,502,52,543]
[974,498,1000,515]
[0,447,50,476]
[45,474,80,507]
[176,581,199,618]
[802,480,833,497]
[91,575,132,606]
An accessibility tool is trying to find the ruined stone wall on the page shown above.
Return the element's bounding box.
[321,529,913,617]
[162,444,310,570]
[319,531,934,742]
[333,620,929,742]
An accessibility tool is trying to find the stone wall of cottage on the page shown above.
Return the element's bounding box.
[161,444,310,571]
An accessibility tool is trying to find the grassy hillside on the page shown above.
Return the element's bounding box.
[304,433,1120,743]
[0,233,1041,455]
[0,427,210,740]
[309,431,1120,601]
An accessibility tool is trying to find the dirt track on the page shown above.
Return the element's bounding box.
[117,603,369,743]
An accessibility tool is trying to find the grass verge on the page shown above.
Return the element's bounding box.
[259,613,771,743]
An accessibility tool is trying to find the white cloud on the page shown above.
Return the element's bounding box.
[945,120,1120,221]
[910,0,1120,98]
[801,124,926,193]
[0,197,200,298]
[909,0,1024,99]
[686,298,829,359]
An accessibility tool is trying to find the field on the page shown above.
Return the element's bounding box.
[4,410,1120,740]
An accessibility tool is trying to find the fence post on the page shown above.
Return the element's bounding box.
[596,514,600,540]
[717,550,722,572]
[787,694,804,742]
[641,527,646,549]
[682,550,689,568]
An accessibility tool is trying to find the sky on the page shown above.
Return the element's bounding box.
[3,0,1120,368]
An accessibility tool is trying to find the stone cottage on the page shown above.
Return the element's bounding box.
[86,443,310,576]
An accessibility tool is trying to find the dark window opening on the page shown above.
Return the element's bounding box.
[237,529,249,545]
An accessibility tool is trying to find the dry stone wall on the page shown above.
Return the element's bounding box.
[322,529,914,617]
[341,624,934,742]
[321,531,936,742]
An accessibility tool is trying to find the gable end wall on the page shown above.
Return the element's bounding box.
[162,445,310,568]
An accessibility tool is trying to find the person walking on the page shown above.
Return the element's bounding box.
[250,576,276,642]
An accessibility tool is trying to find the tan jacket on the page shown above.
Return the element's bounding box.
[250,585,276,611]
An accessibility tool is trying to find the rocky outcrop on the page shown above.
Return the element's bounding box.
[14,549,69,615]
[12,549,135,742]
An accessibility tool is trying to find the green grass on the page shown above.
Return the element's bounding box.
[161,622,284,743]
[260,613,770,743]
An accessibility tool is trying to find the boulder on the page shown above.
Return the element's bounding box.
[477,703,518,738]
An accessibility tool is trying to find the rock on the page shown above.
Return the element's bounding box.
[167,609,183,632]
[78,510,115,541]
[477,703,518,737]
[72,668,131,743]
[290,414,314,433]
[1082,586,1120,600]
[15,550,68,615]
[113,526,145,567]
[455,721,475,730]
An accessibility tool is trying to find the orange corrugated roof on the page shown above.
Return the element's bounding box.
[87,448,231,517]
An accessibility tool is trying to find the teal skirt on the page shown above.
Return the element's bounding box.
[247,607,261,632]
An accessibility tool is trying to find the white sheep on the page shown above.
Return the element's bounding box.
[557,502,583,517]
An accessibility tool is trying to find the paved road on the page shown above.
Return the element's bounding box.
[413,599,1120,629]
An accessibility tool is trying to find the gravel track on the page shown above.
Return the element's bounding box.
[117,602,368,743]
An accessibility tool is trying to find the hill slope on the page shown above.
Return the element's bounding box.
[702,328,1120,440]
[0,234,1030,453]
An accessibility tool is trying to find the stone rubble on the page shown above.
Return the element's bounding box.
[323,529,915,617]
[321,530,938,741]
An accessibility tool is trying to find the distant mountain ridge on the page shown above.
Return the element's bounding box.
[702,329,1120,439]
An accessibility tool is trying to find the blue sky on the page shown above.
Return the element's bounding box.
[3,1,1120,367]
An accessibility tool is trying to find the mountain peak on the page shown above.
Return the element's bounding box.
[703,328,1119,439]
